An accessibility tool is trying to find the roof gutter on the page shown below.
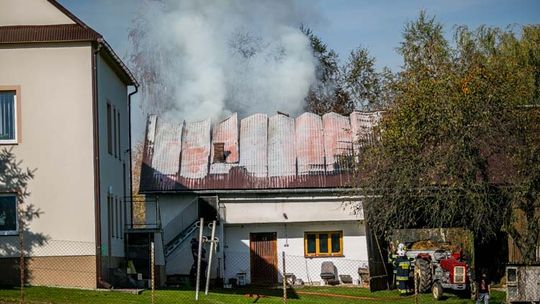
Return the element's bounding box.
[98,38,138,86]
[218,195,368,201]
[141,187,359,195]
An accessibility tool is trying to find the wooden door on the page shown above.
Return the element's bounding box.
[365,222,390,291]
[250,232,278,285]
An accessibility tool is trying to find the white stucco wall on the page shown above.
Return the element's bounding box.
[159,195,198,228]
[0,43,95,256]
[222,199,362,223]
[157,194,198,244]
[96,53,131,259]
[0,0,74,26]
[223,221,368,285]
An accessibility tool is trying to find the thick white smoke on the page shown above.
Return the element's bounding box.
[131,0,317,122]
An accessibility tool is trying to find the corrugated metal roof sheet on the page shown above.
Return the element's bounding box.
[296,112,325,174]
[350,111,382,154]
[140,111,382,192]
[209,113,239,174]
[180,119,211,179]
[240,114,268,177]
[211,113,239,163]
[144,114,157,157]
[151,117,183,176]
[323,112,353,172]
[268,114,296,177]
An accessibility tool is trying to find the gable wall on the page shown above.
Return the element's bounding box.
[0,0,74,26]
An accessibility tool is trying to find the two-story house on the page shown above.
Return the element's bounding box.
[0,0,137,288]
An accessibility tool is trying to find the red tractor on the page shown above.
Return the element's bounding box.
[409,248,476,300]
[388,228,476,300]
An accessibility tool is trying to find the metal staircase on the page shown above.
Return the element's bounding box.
[164,220,199,257]
[162,196,219,258]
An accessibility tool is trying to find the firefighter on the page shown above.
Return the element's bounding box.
[189,238,207,287]
[394,243,412,295]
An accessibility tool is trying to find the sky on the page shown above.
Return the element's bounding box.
[313,0,540,69]
[59,0,540,71]
[57,0,540,141]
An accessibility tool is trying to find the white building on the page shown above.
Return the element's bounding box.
[138,111,381,285]
[0,0,137,288]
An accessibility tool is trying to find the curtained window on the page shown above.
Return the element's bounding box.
[0,91,16,143]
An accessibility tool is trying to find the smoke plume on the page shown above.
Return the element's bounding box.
[130,0,317,122]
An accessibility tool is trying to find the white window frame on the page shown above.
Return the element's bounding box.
[0,193,18,236]
[0,92,18,145]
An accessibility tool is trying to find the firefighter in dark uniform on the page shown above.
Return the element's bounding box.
[393,243,412,295]
[189,238,207,286]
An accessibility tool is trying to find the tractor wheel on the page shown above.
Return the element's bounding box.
[414,258,432,293]
[432,282,443,300]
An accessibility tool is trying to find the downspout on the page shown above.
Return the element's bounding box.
[92,42,103,288]
[128,85,138,225]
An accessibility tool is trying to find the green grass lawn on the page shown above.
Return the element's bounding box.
[0,286,506,304]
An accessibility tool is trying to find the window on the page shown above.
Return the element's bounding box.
[0,194,18,235]
[106,102,122,160]
[213,143,225,163]
[120,198,124,239]
[116,196,120,239]
[304,231,343,257]
[0,91,17,144]
[117,111,121,161]
[113,107,117,157]
[107,103,112,155]
[107,194,113,238]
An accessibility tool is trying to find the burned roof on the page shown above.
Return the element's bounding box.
[140,111,382,193]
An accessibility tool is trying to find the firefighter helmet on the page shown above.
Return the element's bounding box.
[397,243,406,256]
